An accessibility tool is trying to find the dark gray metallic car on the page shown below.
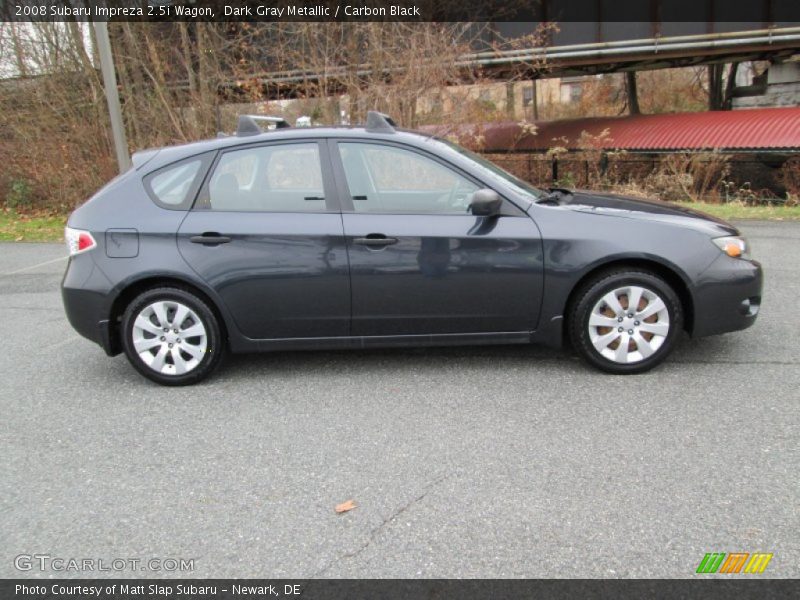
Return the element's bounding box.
[62,112,763,385]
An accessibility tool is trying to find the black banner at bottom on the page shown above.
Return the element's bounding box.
[2,579,799,600]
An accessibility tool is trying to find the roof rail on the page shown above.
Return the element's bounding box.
[365,111,396,134]
[237,115,291,136]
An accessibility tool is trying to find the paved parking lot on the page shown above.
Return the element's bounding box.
[1,221,798,578]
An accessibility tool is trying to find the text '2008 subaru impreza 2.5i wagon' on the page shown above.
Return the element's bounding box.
[62,112,763,385]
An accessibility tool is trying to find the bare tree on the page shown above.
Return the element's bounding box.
[1,21,551,211]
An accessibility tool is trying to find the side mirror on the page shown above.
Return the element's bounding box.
[469,189,502,217]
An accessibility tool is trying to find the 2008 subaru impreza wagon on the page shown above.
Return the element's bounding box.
[62,112,762,385]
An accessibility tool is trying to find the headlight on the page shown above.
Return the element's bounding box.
[712,236,749,259]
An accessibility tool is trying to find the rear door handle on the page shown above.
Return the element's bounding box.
[190,233,231,246]
[353,235,398,247]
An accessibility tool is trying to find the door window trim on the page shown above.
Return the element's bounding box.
[192,139,340,213]
[327,138,524,216]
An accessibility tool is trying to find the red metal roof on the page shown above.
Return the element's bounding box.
[430,107,800,152]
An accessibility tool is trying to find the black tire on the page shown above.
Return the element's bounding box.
[121,287,225,386]
[568,269,683,374]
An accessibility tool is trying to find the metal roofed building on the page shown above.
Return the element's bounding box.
[424,107,800,198]
[440,106,800,153]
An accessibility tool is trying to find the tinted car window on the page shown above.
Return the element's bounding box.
[339,142,478,214]
[144,158,203,209]
[208,143,325,212]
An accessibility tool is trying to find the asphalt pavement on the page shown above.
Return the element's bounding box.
[1,221,798,578]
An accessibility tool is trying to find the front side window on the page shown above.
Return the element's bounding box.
[207,143,326,212]
[432,138,544,200]
[338,142,478,214]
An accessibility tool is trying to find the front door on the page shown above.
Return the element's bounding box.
[177,140,350,340]
[331,140,543,337]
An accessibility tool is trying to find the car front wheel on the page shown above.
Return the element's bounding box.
[121,287,224,385]
[569,270,683,374]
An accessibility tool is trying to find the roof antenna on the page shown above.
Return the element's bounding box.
[365,111,396,134]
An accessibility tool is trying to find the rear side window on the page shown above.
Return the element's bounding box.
[143,153,212,210]
[205,143,326,212]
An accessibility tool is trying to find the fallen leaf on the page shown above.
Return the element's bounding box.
[335,499,357,514]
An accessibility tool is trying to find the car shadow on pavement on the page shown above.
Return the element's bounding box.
[212,328,765,382]
[93,331,750,386]
[217,343,576,379]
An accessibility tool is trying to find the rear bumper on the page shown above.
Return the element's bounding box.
[691,256,763,338]
[61,287,119,356]
[61,256,120,356]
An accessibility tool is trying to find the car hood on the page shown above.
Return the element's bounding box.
[558,190,739,236]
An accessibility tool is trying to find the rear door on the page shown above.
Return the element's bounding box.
[330,139,543,337]
[177,140,350,340]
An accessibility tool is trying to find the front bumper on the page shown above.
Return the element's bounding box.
[691,255,763,338]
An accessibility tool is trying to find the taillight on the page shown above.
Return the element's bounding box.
[65,227,97,256]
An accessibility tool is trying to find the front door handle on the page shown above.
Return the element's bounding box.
[190,232,232,246]
[353,235,398,247]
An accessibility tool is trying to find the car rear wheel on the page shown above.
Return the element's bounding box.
[569,270,683,374]
[121,287,224,385]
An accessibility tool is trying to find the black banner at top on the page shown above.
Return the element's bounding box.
[3,0,800,22]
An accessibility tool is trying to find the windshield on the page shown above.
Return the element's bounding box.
[434,138,545,200]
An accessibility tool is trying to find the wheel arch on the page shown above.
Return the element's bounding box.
[563,257,695,342]
[107,273,232,355]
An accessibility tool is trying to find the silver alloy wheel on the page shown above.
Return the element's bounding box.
[587,285,670,364]
[131,300,208,376]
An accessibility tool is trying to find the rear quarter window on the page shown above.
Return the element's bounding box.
[143,152,214,210]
